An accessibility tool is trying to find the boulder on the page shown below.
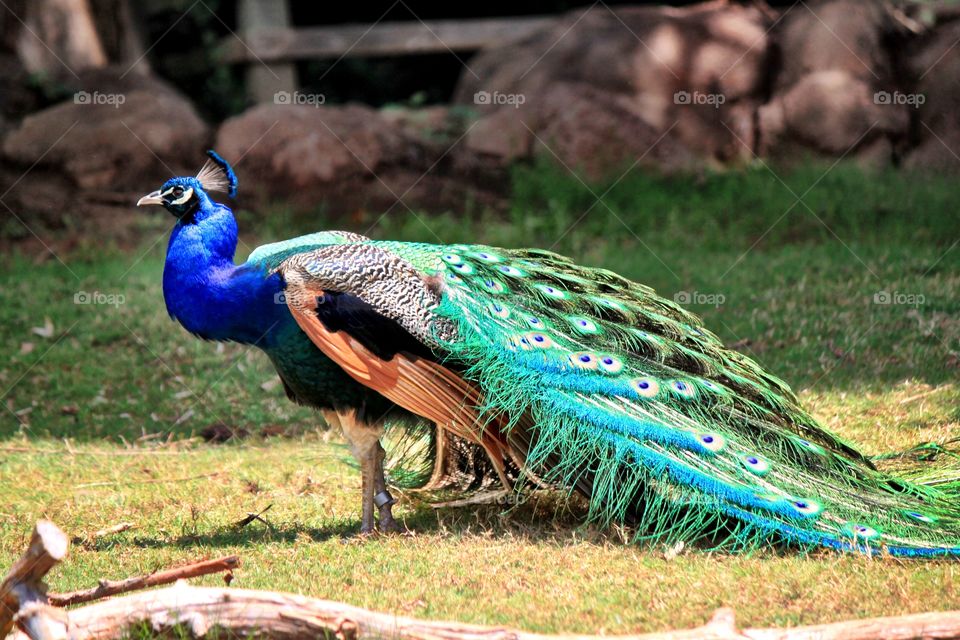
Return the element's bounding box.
[454,2,772,175]
[758,70,908,160]
[215,103,506,215]
[1,71,208,237]
[774,0,894,88]
[3,84,208,192]
[489,82,697,180]
[904,21,960,172]
[759,0,908,164]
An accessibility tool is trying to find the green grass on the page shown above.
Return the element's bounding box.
[1,161,959,634]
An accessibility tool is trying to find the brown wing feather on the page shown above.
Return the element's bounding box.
[285,285,515,488]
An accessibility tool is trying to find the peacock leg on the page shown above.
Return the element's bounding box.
[324,409,383,534]
[372,441,402,532]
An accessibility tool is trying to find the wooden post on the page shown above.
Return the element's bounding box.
[237,0,298,103]
[219,16,557,64]
[0,521,69,640]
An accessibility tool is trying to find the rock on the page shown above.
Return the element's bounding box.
[379,105,460,142]
[775,0,894,87]
[904,22,960,172]
[758,70,908,159]
[0,67,208,236]
[3,86,209,191]
[454,2,771,174]
[215,103,506,215]
[463,106,533,162]
[496,82,697,180]
[755,0,911,164]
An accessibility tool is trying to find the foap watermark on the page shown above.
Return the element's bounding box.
[674,291,725,307]
[74,90,125,108]
[873,291,925,306]
[474,90,526,108]
[674,90,725,108]
[273,292,287,305]
[274,91,326,107]
[74,290,125,308]
[873,90,925,109]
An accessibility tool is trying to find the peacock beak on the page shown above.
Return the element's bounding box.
[137,190,164,207]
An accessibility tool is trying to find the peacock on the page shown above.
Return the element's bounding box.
[138,151,960,556]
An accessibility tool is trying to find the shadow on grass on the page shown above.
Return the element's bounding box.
[121,493,606,551]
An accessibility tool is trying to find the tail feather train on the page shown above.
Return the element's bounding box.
[272,238,960,557]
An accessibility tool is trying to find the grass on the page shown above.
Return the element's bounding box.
[1,161,959,634]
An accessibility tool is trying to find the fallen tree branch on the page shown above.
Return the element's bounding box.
[0,520,69,640]
[71,522,135,545]
[8,582,960,640]
[4,521,960,640]
[47,556,240,607]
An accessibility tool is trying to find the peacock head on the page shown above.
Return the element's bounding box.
[137,150,238,221]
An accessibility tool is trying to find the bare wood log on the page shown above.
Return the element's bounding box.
[47,556,240,608]
[218,17,556,64]
[8,582,960,640]
[0,521,68,640]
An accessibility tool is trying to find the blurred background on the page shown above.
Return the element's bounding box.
[0,0,958,442]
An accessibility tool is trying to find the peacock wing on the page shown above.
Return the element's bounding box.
[277,242,519,488]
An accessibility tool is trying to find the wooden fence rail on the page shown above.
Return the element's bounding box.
[220,16,556,64]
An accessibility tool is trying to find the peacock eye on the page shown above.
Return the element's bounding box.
[172,186,184,198]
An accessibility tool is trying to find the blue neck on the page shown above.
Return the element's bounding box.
[162,196,287,345]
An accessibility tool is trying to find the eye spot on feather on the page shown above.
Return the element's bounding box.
[589,295,629,312]
[698,433,726,452]
[843,523,880,540]
[569,352,599,370]
[537,284,569,300]
[699,380,723,393]
[509,335,533,351]
[450,262,475,275]
[597,355,623,374]
[791,499,823,517]
[446,273,462,283]
[480,279,508,294]
[524,332,554,349]
[795,438,826,455]
[670,380,697,400]
[632,329,663,345]
[569,316,600,334]
[488,303,510,319]
[441,253,463,265]
[905,511,936,524]
[526,315,543,328]
[499,265,526,277]
[741,454,770,475]
[472,251,502,263]
[631,377,660,398]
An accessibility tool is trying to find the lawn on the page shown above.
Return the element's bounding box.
[1,162,959,634]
